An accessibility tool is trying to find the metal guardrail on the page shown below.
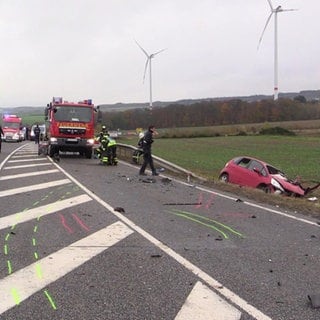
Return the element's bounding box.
[117,143,207,183]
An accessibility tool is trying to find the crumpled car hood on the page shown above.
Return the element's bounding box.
[272,174,305,196]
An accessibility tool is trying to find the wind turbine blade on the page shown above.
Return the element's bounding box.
[267,0,273,11]
[280,8,298,12]
[257,12,273,49]
[143,58,150,83]
[134,39,149,58]
[152,48,167,57]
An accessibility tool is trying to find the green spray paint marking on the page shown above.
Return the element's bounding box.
[44,290,57,310]
[35,263,42,279]
[7,260,12,274]
[171,211,229,239]
[2,184,76,311]
[169,209,244,239]
[11,288,21,305]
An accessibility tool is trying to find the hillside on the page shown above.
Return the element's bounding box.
[1,89,319,115]
[90,89,320,111]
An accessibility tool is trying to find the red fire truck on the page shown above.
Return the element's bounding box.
[45,97,97,158]
[1,114,23,142]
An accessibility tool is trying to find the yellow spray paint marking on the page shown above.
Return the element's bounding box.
[36,263,43,279]
[7,260,12,274]
[173,211,229,239]
[11,288,21,305]
[169,209,244,239]
[44,290,57,310]
[3,183,79,310]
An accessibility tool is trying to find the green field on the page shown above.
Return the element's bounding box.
[21,115,45,126]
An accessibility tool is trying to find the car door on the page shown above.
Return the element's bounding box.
[243,159,265,187]
[230,157,251,185]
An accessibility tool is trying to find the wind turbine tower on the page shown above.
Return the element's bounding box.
[135,40,166,109]
[258,0,296,100]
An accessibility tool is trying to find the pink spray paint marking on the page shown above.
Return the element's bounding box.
[58,213,73,234]
[205,193,215,209]
[195,192,203,209]
[72,214,90,232]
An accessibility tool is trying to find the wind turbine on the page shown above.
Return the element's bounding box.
[258,0,296,100]
[135,40,166,109]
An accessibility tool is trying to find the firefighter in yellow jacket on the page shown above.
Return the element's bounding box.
[106,135,118,165]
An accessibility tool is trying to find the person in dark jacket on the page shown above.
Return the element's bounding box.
[139,125,158,176]
[34,124,41,144]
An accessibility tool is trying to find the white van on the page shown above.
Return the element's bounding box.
[30,124,46,141]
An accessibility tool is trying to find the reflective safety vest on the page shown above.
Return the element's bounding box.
[107,138,116,147]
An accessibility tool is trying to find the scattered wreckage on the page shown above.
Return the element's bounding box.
[219,156,320,197]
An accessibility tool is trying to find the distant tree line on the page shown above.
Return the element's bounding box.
[99,98,320,130]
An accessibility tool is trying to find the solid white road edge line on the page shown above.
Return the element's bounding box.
[0,194,92,230]
[49,158,272,320]
[124,160,320,227]
[0,144,28,171]
[0,221,133,314]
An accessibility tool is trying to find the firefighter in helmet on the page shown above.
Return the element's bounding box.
[94,125,109,160]
[99,133,110,165]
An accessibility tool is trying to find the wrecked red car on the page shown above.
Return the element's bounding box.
[219,156,319,197]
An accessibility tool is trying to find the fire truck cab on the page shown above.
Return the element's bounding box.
[45,97,97,158]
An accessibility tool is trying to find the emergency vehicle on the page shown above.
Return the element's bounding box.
[1,114,23,142]
[45,97,97,158]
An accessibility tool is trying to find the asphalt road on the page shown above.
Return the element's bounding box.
[0,141,320,320]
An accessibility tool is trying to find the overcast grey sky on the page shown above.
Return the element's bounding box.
[0,0,319,107]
